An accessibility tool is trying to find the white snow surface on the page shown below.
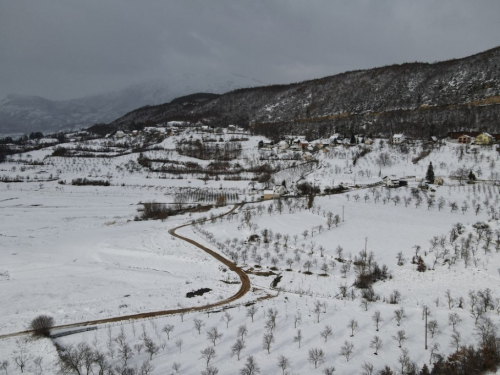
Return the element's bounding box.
[1,134,500,374]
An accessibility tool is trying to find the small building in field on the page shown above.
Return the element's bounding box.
[475,132,495,145]
[278,140,289,150]
[392,134,406,144]
[434,177,444,185]
[262,190,274,200]
[457,134,473,144]
[382,176,398,187]
[273,185,287,198]
[297,140,309,149]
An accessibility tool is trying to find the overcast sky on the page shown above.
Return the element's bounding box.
[1,0,499,100]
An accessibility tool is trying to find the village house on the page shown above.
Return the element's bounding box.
[278,140,289,150]
[382,176,396,187]
[392,134,406,144]
[302,152,315,161]
[261,185,287,200]
[262,190,274,200]
[382,176,408,187]
[434,177,444,185]
[457,134,473,144]
[272,185,287,197]
[297,140,309,149]
[312,139,331,149]
[475,132,495,145]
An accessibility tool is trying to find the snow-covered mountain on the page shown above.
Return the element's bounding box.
[110,46,500,139]
[0,73,264,136]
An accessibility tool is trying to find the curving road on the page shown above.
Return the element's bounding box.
[0,204,251,339]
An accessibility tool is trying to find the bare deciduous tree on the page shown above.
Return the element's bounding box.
[427,320,440,338]
[117,341,133,367]
[320,325,333,342]
[202,366,219,375]
[313,301,323,323]
[143,335,159,360]
[13,343,29,373]
[394,308,407,326]
[308,348,325,369]
[262,332,274,354]
[445,289,454,309]
[1,360,9,375]
[231,339,246,360]
[347,319,358,337]
[140,360,155,375]
[240,356,260,375]
[475,316,497,345]
[429,343,440,364]
[370,336,382,355]
[162,324,174,340]
[340,341,354,362]
[194,319,205,335]
[450,331,461,351]
[200,347,217,368]
[448,313,462,331]
[57,343,92,374]
[246,306,258,322]
[175,339,183,353]
[277,355,291,375]
[172,362,181,373]
[372,310,383,331]
[237,325,248,341]
[361,362,375,375]
[360,299,369,311]
[392,330,407,348]
[221,312,234,329]
[207,327,223,346]
[294,312,302,328]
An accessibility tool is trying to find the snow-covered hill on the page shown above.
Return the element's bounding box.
[0,73,264,136]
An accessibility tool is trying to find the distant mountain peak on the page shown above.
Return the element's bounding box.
[0,73,264,136]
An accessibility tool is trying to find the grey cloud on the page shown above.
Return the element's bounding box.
[0,0,499,100]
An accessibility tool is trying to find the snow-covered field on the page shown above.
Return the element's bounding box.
[0,184,242,333]
[1,132,500,374]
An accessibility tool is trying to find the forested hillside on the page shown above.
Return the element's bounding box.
[109,46,500,139]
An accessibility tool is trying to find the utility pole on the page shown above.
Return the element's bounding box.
[365,237,368,253]
[424,306,428,350]
[342,205,345,222]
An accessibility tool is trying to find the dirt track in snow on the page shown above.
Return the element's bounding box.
[0,204,253,339]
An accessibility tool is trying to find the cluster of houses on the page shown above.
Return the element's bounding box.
[448,131,500,145]
[196,124,245,134]
[258,133,376,161]
[111,121,190,140]
[389,132,500,146]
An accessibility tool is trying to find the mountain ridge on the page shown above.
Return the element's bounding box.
[109,46,500,139]
[0,73,264,136]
